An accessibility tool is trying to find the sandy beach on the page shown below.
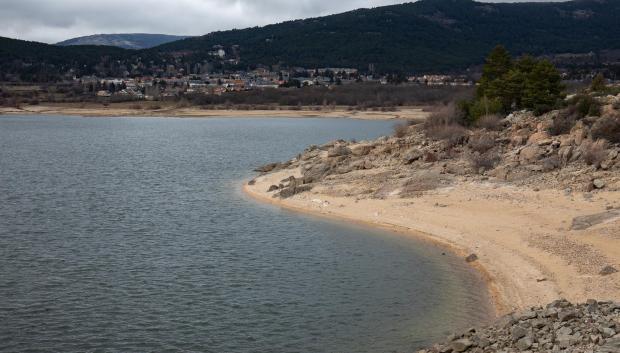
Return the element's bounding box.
[0,104,429,121]
[244,168,620,316]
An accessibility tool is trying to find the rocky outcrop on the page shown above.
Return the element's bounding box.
[254,103,620,200]
[571,209,620,230]
[418,300,620,353]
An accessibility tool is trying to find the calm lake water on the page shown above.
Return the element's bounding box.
[0,115,491,353]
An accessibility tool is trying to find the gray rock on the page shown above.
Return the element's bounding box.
[327,145,352,157]
[600,327,616,338]
[593,179,606,189]
[516,336,533,350]
[403,148,424,164]
[451,338,473,352]
[512,326,528,340]
[570,210,620,230]
[558,309,577,322]
[254,162,282,173]
[276,184,313,199]
[267,185,279,192]
[598,336,620,353]
[600,266,618,276]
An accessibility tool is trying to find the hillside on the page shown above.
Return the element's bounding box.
[2,0,620,81]
[155,0,620,72]
[57,33,191,49]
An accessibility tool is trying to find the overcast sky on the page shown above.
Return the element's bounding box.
[1,0,566,44]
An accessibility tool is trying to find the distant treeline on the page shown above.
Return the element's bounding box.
[182,84,473,109]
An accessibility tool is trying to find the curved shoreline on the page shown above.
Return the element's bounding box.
[0,105,429,121]
[243,168,620,319]
[242,179,505,317]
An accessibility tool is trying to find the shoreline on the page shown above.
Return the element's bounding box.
[0,104,429,121]
[243,169,620,319]
[242,178,506,317]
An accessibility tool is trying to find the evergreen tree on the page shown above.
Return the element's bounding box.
[477,45,512,99]
[521,59,564,114]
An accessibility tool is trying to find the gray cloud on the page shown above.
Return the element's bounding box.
[0,0,566,44]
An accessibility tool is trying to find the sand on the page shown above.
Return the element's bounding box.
[244,168,620,316]
[0,104,429,121]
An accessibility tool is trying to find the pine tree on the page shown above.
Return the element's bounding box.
[477,45,512,100]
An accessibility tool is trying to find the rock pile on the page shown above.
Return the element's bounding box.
[418,300,620,353]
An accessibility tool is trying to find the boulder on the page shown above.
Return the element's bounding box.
[351,144,374,156]
[515,336,533,350]
[598,336,620,353]
[402,148,423,164]
[254,162,281,173]
[267,185,279,192]
[519,145,544,164]
[571,209,620,230]
[511,325,528,340]
[558,145,574,166]
[600,265,618,276]
[327,145,352,157]
[276,184,313,199]
[528,131,551,145]
[450,339,473,352]
[593,179,606,189]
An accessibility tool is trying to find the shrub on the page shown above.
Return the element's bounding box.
[581,139,608,168]
[468,151,500,173]
[569,94,601,117]
[476,114,503,130]
[426,124,468,147]
[393,123,409,138]
[464,96,503,123]
[590,73,607,93]
[469,131,497,153]
[548,106,579,136]
[591,113,620,144]
[425,103,465,127]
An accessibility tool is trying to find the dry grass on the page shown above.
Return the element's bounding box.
[467,151,500,173]
[591,112,620,144]
[424,103,468,146]
[548,106,579,136]
[468,131,497,154]
[393,122,410,138]
[476,114,503,130]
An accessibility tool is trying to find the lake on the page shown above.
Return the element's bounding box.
[0,115,491,353]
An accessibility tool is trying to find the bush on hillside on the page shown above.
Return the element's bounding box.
[591,113,620,144]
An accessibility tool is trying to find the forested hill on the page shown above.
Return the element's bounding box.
[153,0,620,72]
[2,0,620,81]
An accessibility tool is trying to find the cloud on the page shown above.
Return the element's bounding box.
[0,0,567,44]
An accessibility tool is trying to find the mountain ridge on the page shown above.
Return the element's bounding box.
[2,0,620,81]
[56,33,192,49]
